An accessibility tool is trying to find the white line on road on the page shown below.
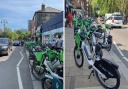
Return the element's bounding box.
[16,48,24,89]
[113,41,128,62]
[75,86,103,89]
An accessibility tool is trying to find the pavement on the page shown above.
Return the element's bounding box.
[65,27,128,89]
[123,24,128,28]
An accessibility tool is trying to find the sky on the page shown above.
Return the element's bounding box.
[0,0,64,31]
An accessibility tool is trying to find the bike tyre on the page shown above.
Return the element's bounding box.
[42,78,52,89]
[74,46,84,68]
[95,68,120,89]
[106,44,112,51]
[31,61,44,80]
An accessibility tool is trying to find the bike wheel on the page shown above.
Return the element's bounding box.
[95,68,120,89]
[74,46,84,68]
[106,35,112,51]
[31,62,45,80]
[42,78,52,89]
[106,44,112,51]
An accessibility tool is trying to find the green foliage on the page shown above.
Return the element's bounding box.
[0,28,30,40]
[90,0,128,16]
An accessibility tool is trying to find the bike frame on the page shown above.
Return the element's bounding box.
[81,34,107,78]
[44,60,63,89]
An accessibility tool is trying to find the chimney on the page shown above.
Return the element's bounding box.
[41,4,45,11]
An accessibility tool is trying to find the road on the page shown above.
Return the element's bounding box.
[111,27,128,58]
[0,46,34,89]
[65,27,128,89]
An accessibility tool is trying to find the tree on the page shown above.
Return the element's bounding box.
[12,32,18,40]
[90,0,121,16]
[116,0,128,16]
[15,29,30,40]
[0,27,13,39]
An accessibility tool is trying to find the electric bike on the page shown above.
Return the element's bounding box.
[31,44,63,80]
[73,17,94,67]
[42,59,63,89]
[96,23,112,51]
[74,18,120,89]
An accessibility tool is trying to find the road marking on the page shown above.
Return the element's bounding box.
[110,50,128,82]
[16,48,24,89]
[25,49,43,89]
[75,86,103,89]
[113,41,128,62]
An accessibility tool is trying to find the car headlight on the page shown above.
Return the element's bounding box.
[2,46,8,49]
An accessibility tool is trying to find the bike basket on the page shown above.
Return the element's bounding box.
[34,52,44,62]
[94,59,118,78]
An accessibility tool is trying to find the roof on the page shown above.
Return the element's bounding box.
[33,7,61,20]
[36,7,61,13]
[41,11,63,32]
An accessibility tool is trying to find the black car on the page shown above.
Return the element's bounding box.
[13,40,21,46]
[0,38,12,55]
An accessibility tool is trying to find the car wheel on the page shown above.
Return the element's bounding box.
[119,26,122,28]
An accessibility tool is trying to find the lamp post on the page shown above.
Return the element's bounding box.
[1,19,8,32]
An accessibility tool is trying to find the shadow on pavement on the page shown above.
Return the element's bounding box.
[117,43,123,46]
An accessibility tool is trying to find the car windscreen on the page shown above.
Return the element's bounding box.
[0,39,9,44]
[14,41,20,43]
[114,16,123,20]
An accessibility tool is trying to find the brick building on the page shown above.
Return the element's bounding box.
[28,4,61,39]
[28,20,33,34]
[66,0,92,17]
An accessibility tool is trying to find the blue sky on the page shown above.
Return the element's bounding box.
[0,0,64,31]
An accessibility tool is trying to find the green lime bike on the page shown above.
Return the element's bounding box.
[73,17,120,89]
[31,44,63,80]
[73,17,94,67]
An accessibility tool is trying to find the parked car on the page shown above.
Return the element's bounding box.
[13,40,21,46]
[20,40,24,46]
[105,15,123,28]
[0,38,12,55]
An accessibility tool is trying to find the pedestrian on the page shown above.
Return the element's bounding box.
[56,34,63,48]
[67,9,73,28]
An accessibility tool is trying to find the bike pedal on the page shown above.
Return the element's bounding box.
[88,70,94,79]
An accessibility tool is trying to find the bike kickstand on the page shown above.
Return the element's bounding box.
[88,70,94,79]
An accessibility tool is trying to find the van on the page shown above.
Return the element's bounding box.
[105,15,123,28]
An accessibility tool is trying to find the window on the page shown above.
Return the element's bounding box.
[114,16,123,20]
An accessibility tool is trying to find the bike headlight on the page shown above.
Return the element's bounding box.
[2,46,8,49]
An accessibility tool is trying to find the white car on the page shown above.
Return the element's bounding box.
[105,15,123,28]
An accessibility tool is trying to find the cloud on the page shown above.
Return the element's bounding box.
[0,0,64,29]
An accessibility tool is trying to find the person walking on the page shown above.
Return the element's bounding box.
[67,10,73,28]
